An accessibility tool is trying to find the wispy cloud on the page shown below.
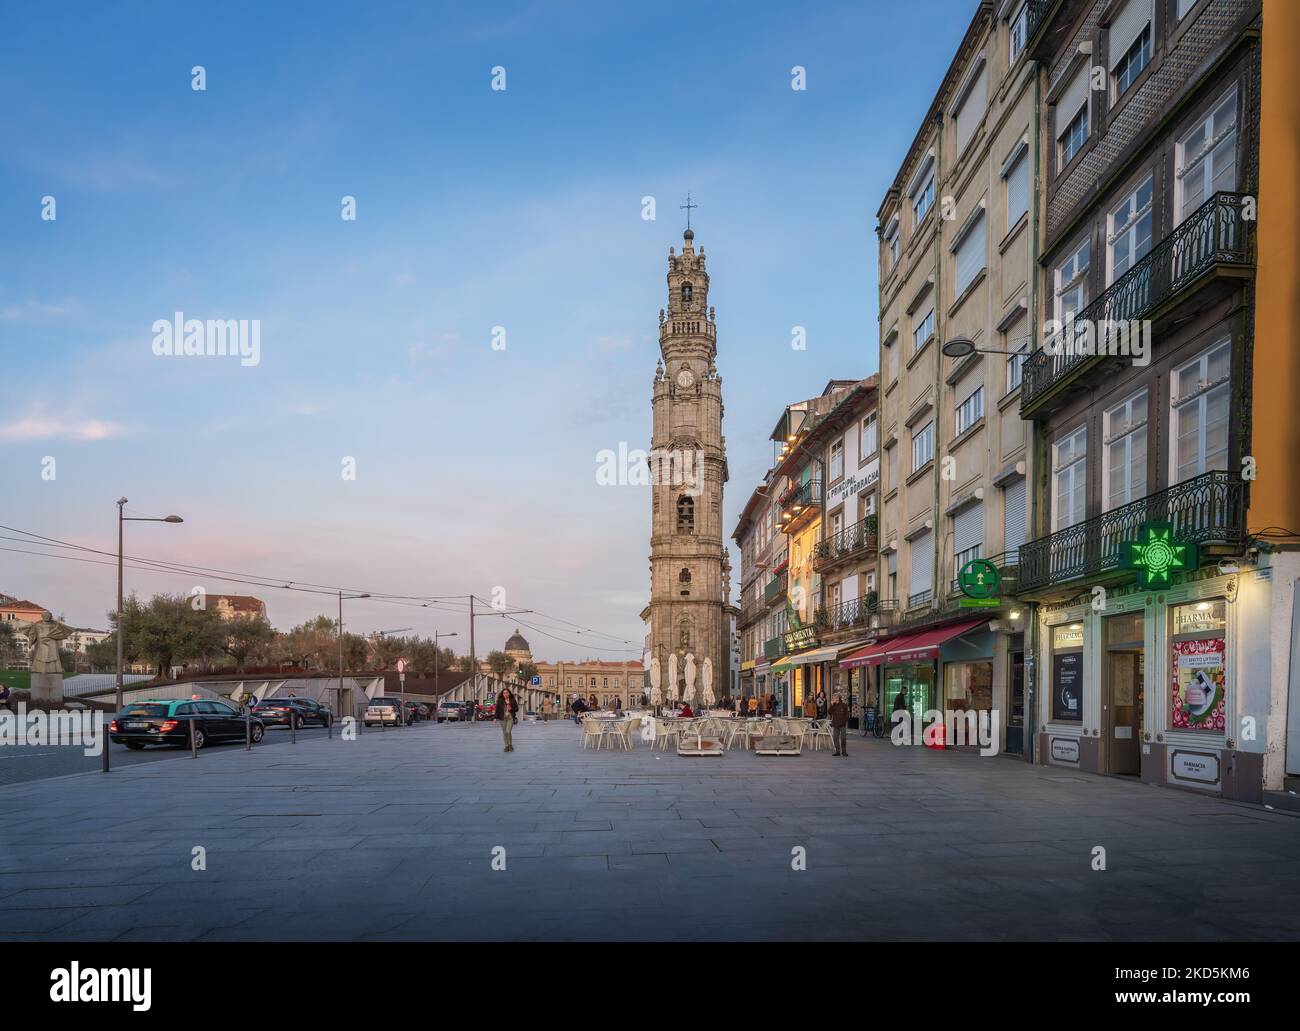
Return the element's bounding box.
[0,405,125,441]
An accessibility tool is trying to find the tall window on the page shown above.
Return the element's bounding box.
[1104,390,1148,511]
[911,164,935,224]
[676,494,695,534]
[1056,65,1090,167]
[1176,86,1238,223]
[1110,0,1153,96]
[953,211,986,296]
[885,220,900,270]
[912,421,934,472]
[1052,426,1087,531]
[1009,3,1028,64]
[1007,339,1028,392]
[954,503,984,573]
[955,385,984,436]
[953,64,987,154]
[860,415,878,457]
[681,282,693,305]
[1108,173,1154,283]
[1172,340,1231,482]
[829,439,844,481]
[1054,239,1090,321]
[1004,144,1028,230]
[913,308,935,352]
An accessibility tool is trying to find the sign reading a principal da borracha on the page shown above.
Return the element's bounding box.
[827,463,879,505]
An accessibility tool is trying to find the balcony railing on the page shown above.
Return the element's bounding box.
[908,590,933,609]
[814,515,879,570]
[763,571,788,605]
[1021,193,1255,417]
[780,478,823,510]
[1017,471,1244,593]
[815,593,894,635]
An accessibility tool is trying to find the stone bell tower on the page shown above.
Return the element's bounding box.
[647,217,731,700]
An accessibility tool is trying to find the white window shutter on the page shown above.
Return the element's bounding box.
[1110,0,1152,68]
[909,531,933,595]
[1002,477,1027,554]
[954,503,984,554]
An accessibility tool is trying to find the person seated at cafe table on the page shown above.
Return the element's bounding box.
[803,694,817,719]
[678,702,694,718]
[747,696,758,715]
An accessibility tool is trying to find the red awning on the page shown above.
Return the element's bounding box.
[838,636,902,669]
[881,618,989,663]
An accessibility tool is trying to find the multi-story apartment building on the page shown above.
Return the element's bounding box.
[1015,0,1281,800]
[734,464,784,706]
[733,379,880,717]
[872,1,1037,754]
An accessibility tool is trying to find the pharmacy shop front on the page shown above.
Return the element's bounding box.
[1035,568,1272,802]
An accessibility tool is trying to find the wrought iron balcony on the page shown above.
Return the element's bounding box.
[816,592,892,636]
[1021,193,1255,418]
[813,515,879,571]
[763,571,788,606]
[780,479,822,516]
[1017,471,1245,594]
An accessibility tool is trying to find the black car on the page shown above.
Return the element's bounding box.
[109,699,264,750]
[252,696,334,729]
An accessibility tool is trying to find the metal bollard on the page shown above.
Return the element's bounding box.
[102,711,110,773]
[245,708,252,750]
[189,715,198,759]
[290,713,297,744]
[327,711,333,739]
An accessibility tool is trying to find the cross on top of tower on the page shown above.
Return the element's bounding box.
[680,193,698,232]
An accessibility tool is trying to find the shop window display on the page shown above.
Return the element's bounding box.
[1170,600,1226,732]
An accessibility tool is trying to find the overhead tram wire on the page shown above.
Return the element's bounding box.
[0,523,643,645]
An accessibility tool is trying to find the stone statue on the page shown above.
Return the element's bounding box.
[18,612,71,674]
[684,653,697,702]
[17,612,71,706]
[701,656,714,706]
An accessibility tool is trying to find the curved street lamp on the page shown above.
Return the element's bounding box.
[116,498,184,710]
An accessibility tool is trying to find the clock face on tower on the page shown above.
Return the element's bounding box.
[676,368,695,388]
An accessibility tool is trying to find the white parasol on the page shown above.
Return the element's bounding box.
[667,653,679,702]
[683,653,697,702]
[701,656,714,706]
[649,656,663,706]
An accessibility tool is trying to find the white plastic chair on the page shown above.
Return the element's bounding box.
[580,718,603,750]
[807,719,834,752]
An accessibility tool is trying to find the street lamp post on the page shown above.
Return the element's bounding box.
[337,590,370,719]
[433,629,458,702]
[116,498,183,711]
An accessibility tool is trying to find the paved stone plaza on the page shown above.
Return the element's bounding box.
[2,719,1299,940]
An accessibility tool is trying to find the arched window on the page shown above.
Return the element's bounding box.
[676,495,695,534]
[681,282,693,304]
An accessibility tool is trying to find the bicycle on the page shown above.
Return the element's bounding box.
[862,707,887,739]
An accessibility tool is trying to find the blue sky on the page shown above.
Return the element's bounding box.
[0,0,974,660]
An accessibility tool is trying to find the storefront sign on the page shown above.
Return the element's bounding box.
[1051,651,1083,721]
[958,558,1000,600]
[1171,636,1226,732]
[1122,521,1199,589]
[1049,736,1080,764]
[1169,749,1220,787]
[827,463,879,505]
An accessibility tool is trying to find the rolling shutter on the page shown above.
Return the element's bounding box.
[1003,477,1027,554]
[954,503,984,555]
[954,214,987,294]
[1111,0,1153,68]
[1058,64,1089,129]
[954,67,987,152]
[909,530,933,596]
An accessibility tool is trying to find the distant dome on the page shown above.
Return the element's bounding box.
[683,228,694,241]
[504,629,531,655]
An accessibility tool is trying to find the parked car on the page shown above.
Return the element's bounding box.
[109,699,264,750]
[252,697,333,729]
[402,700,426,723]
[436,701,464,723]
[364,696,411,727]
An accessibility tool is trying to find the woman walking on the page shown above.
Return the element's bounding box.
[495,685,519,752]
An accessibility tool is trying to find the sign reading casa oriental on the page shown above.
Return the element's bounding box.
[1121,522,1198,589]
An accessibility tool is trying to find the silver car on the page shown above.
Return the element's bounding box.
[364,696,408,727]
